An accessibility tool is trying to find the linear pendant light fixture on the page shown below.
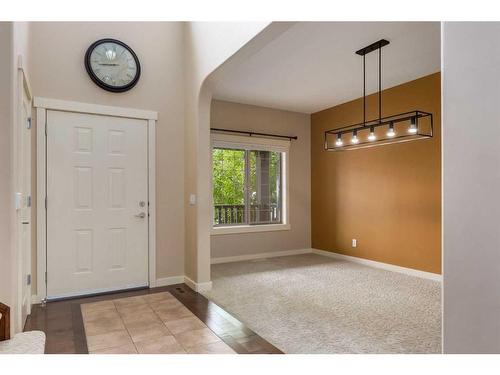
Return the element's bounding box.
[324,39,433,151]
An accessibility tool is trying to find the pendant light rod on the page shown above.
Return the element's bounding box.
[356,39,389,127]
[363,54,366,126]
[379,44,382,123]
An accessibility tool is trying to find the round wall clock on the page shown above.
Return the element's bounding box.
[84,38,141,93]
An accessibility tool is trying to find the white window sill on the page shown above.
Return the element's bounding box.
[211,223,291,236]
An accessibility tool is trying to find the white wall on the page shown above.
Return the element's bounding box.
[184,22,270,88]
[1,21,292,305]
[183,22,275,284]
[27,21,281,292]
[442,22,500,353]
[183,22,300,287]
[30,22,186,282]
[210,100,311,259]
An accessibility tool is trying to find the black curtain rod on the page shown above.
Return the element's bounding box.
[210,128,298,141]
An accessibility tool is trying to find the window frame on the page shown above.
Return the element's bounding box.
[210,133,290,235]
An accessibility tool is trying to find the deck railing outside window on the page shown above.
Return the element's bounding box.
[213,203,280,226]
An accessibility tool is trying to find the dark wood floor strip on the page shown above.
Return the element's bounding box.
[24,283,282,354]
[72,303,88,354]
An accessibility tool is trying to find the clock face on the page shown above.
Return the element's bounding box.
[85,39,141,92]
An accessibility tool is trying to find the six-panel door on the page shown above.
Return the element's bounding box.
[46,110,149,299]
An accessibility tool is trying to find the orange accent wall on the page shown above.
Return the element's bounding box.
[311,73,441,274]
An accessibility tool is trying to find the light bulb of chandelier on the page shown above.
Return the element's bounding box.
[408,116,418,134]
[387,122,396,137]
[351,130,359,144]
[368,126,376,141]
[335,133,343,147]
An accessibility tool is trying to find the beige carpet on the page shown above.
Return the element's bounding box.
[203,253,441,354]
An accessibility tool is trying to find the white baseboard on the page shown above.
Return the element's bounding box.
[184,276,213,292]
[211,248,313,264]
[155,276,185,287]
[311,248,442,282]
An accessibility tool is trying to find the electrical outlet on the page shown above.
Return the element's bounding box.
[352,239,357,248]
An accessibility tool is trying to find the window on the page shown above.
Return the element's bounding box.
[211,134,289,234]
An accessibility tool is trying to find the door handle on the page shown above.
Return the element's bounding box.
[134,212,146,219]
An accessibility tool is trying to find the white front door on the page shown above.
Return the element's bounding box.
[46,110,149,299]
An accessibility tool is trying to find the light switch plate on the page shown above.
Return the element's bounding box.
[352,239,357,247]
[14,192,23,210]
[189,194,196,206]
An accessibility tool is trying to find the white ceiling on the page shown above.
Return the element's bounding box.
[212,22,440,114]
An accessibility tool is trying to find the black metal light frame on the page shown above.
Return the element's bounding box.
[324,39,434,151]
[324,110,433,151]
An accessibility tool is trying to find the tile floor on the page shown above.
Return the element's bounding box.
[81,291,235,354]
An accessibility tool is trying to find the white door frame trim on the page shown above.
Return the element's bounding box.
[34,97,158,301]
[34,97,158,121]
[17,55,33,101]
[14,55,33,332]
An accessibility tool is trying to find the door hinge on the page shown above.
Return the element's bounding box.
[45,271,47,284]
[27,274,31,286]
[27,117,32,130]
[45,196,47,209]
[27,195,32,208]
[45,121,47,136]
